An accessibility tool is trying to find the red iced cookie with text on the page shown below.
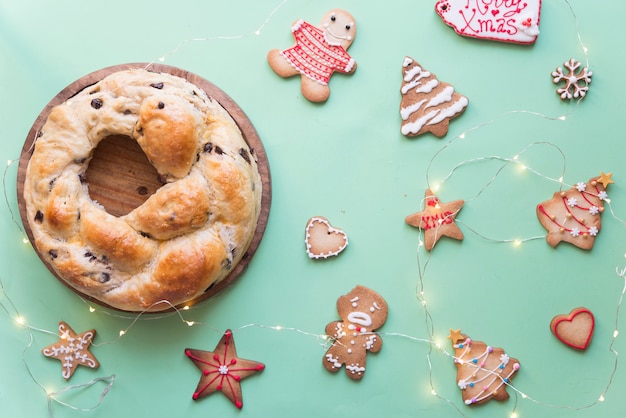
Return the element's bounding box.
[435,0,542,44]
[405,189,464,251]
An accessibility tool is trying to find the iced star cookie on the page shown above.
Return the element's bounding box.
[41,321,99,380]
[323,285,388,380]
[405,189,464,251]
[400,56,468,138]
[305,216,348,259]
[267,9,357,102]
[185,330,265,409]
[435,0,542,44]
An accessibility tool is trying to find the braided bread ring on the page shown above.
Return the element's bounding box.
[20,66,267,312]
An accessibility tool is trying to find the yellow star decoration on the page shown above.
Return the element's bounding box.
[598,172,614,188]
[41,321,99,380]
[405,189,464,251]
[448,328,464,344]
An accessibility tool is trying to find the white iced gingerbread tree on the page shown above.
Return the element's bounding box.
[400,56,468,138]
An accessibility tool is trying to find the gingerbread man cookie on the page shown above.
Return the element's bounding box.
[267,9,357,102]
[323,285,388,380]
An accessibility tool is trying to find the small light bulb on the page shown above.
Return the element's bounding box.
[513,239,522,247]
[599,394,605,402]
[88,306,96,313]
[15,316,26,326]
[275,325,283,331]
[431,389,437,396]
[185,321,195,327]
[613,330,619,338]
[119,330,126,337]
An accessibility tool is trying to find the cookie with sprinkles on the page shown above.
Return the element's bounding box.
[448,329,520,406]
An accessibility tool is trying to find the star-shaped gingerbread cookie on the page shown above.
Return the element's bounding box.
[185,329,264,409]
[405,189,464,251]
[41,321,99,380]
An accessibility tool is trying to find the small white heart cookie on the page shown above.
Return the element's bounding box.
[305,217,348,259]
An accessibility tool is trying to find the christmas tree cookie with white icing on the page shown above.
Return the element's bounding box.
[400,57,468,138]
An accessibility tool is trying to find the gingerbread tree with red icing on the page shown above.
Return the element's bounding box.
[536,172,613,250]
[448,329,520,406]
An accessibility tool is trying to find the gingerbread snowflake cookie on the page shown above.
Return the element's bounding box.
[552,58,592,100]
[449,329,520,406]
[305,216,348,259]
[267,9,357,102]
[400,57,468,138]
[536,172,612,250]
[42,321,99,380]
[323,285,388,380]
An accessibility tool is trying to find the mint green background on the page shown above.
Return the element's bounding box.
[1,0,626,417]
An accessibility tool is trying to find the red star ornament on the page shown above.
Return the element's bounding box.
[405,189,464,251]
[41,321,99,380]
[185,329,264,409]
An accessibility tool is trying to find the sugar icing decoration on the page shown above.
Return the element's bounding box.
[435,0,542,44]
[185,329,264,409]
[552,58,593,100]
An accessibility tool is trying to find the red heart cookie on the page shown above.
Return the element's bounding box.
[550,307,594,350]
[305,217,348,259]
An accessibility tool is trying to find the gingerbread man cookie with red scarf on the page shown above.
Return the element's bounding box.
[268,9,357,103]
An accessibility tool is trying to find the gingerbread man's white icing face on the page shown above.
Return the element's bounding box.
[337,287,388,332]
[320,9,356,49]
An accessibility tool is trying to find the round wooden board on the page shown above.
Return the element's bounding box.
[16,63,271,313]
